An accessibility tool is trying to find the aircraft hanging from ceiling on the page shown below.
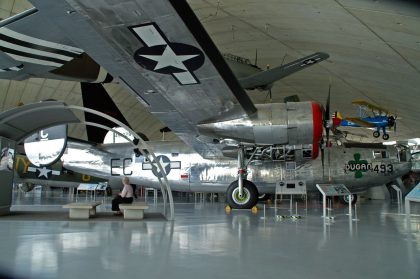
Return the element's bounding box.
[332,100,398,141]
[13,152,107,193]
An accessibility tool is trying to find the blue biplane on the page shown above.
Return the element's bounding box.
[332,100,397,140]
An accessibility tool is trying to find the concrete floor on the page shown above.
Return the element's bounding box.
[0,189,419,279]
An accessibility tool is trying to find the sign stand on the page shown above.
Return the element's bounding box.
[405,183,420,217]
[390,184,402,205]
[316,184,352,219]
[274,180,307,218]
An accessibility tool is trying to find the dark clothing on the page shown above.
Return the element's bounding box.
[112,196,133,211]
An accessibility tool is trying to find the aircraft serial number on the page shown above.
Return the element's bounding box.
[345,163,393,173]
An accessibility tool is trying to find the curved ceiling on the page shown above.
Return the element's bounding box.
[1,0,420,143]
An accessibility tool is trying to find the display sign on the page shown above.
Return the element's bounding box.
[0,146,14,171]
[406,183,420,201]
[77,184,98,191]
[24,125,67,167]
[316,184,350,196]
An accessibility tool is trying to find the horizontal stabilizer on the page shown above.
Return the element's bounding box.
[238,52,329,90]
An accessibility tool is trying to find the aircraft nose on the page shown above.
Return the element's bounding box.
[388,116,395,126]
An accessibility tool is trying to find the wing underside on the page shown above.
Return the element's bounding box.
[22,0,259,157]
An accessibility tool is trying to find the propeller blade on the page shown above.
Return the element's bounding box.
[324,84,331,148]
[320,137,325,178]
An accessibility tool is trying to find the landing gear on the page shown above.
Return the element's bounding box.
[382,134,389,140]
[340,194,358,205]
[373,131,380,138]
[226,180,259,209]
[226,145,259,209]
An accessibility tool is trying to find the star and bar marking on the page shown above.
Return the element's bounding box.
[27,166,60,179]
[142,155,181,178]
[129,23,205,85]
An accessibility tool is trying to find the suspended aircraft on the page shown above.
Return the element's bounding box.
[332,100,398,140]
[0,0,332,207]
[13,153,107,193]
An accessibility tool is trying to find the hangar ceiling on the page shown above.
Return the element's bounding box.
[0,0,420,143]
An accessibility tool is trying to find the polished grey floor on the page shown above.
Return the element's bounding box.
[0,189,419,279]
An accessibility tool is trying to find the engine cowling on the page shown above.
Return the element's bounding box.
[197,102,323,150]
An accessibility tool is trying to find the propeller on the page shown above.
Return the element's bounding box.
[321,83,332,180]
[388,115,397,133]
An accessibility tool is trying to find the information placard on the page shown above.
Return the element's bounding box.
[316,184,352,218]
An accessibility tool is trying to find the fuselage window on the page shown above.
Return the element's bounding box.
[373,151,381,159]
[381,151,388,158]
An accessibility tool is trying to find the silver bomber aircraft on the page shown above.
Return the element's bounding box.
[60,140,412,208]
[0,1,331,207]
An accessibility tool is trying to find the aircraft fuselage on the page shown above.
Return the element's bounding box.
[62,141,411,194]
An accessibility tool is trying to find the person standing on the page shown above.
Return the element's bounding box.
[112,177,134,215]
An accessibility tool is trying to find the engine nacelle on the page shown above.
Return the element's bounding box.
[197,102,323,148]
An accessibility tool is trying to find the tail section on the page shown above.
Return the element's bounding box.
[81,82,132,143]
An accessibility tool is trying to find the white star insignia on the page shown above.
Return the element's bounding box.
[140,45,199,71]
[154,157,170,175]
[37,167,51,178]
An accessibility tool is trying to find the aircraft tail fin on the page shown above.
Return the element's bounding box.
[81,83,132,143]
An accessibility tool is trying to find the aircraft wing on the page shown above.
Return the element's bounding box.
[351,100,390,115]
[238,52,329,90]
[344,117,376,127]
[10,0,258,158]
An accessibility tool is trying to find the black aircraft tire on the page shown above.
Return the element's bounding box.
[340,194,358,205]
[373,131,380,138]
[383,134,390,140]
[226,180,258,209]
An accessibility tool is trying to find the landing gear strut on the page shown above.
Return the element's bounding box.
[237,145,246,198]
[226,145,259,209]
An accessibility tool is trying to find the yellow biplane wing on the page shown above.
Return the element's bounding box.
[351,100,390,115]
